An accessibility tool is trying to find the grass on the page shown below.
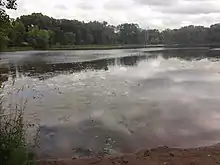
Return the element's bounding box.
[4,47,34,52]
[49,44,149,50]
[2,44,170,52]
[4,43,220,52]
[0,86,37,165]
[3,44,151,52]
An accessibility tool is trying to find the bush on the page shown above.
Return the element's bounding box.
[0,91,36,165]
[26,27,51,49]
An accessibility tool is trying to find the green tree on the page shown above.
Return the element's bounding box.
[0,0,17,10]
[208,24,220,43]
[0,0,17,51]
[0,10,10,50]
[8,20,26,46]
[63,32,75,45]
[27,26,51,49]
[5,11,220,50]
[161,29,175,44]
[117,23,141,44]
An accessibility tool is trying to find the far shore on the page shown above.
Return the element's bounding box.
[3,44,220,52]
[3,44,162,52]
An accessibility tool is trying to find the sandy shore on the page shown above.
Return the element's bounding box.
[37,144,220,165]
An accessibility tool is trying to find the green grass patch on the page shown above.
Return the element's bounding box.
[50,44,147,50]
[2,44,166,52]
[0,88,37,165]
[4,47,34,52]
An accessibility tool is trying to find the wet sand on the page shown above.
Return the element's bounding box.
[37,144,220,165]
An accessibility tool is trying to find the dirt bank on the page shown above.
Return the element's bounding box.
[37,144,220,165]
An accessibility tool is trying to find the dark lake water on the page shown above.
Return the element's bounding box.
[1,47,220,158]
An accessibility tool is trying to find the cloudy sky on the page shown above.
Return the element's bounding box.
[6,0,220,29]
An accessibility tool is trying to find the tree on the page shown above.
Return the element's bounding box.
[117,23,141,44]
[0,9,10,50]
[0,0,17,10]
[161,26,208,45]
[19,13,53,30]
[26,26,51,49]
[147,29,162,44]
[0,0,17,51]
[3,11,220,50]
[162,29,176,44]
[63,32,75,45]
[8,20,25,46]
[208,24,220,43]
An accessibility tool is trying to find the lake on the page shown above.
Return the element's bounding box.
[1,47,220,158]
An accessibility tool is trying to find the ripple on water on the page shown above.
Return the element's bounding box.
[2,49,220,158]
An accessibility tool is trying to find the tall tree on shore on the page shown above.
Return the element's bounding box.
[3,10,220,50]
[117,23,141,44]
[26,26,52,49]
[8,20,25,46]
[0,0,17,50]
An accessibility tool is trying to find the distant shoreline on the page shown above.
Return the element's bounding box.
[3,45,162,52]
[3,44,220,52]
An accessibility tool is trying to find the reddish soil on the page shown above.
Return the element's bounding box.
[37,144,220,165]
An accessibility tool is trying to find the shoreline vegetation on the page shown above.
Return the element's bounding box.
[4,44,162,52]
[3,43,220,52]
[1,1,37,164]
[1,13,220,52]
[0,88,37,165]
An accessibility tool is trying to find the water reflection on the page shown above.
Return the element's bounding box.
[1,55,148,80]
[1,48,219,81]
[2,48,220,158]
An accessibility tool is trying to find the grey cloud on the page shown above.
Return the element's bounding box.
[183,0,215,1]
[157,4,220,14]
[186,14,220,27]
[54,4,68,10]
[7,0,28,18]
[134,0,220,15]
[8,0,220,29]
[159,14,220,29]
[127,12,183,29]
[103,0,132,10]
[134,0,176,6]
[76,2,94,10]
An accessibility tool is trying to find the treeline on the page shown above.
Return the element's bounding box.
[2,12,220,50]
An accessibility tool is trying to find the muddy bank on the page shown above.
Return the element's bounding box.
[37,144,220,165]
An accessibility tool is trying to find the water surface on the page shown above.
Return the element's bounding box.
[1,48,220,158]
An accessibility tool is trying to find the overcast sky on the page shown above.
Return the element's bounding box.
[6,0,220,29]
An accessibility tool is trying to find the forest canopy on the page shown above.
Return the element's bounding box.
[1,3,220,50]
